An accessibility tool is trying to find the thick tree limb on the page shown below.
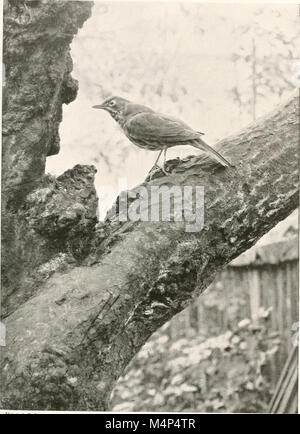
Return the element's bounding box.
[2,0,94,316]
[1,0,299,412]
[1,91,298,410]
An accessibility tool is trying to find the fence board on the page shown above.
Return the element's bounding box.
[167,237,298,391]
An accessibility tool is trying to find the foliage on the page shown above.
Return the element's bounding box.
[111,308,280,413]
[229,7,300,122]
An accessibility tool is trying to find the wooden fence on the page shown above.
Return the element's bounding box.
[167,238,298,380]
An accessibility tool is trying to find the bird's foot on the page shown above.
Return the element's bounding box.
[146,164,169,182]
[158,163,169,176]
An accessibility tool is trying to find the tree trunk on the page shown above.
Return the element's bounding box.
[1,1,299,411]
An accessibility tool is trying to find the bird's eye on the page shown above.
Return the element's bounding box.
[109,100,116,107]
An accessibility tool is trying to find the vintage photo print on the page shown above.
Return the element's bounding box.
[1,0,299,416]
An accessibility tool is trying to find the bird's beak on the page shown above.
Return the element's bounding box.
[92,104,106,110]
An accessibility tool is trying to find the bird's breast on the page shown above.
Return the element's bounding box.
[110,111,125,126]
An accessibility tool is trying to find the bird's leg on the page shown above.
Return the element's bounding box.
[157,148,169,175]
[150,149,168,177]
[163,147,167,167]
[154,150,163,167]
[158,149,169,175]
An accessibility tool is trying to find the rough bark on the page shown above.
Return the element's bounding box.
[1,1,299,411]
[2,0,95,316]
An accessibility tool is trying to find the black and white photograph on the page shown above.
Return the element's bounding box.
[0,0,299,416]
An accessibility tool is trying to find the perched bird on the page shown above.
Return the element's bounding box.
[92,96,233,172]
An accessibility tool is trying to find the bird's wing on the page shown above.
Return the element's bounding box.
[124,112,201,144]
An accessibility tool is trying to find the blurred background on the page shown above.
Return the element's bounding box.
[47,1,299,412]
[47,2,299,212]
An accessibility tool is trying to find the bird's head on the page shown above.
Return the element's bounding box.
[92,96,152,124]
[92,96,129,121]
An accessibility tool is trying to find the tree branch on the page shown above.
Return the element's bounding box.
[1,88,298,409]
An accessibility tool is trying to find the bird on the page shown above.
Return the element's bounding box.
[92,96,233,173]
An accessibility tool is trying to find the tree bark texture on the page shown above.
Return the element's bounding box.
[1,1,299,411]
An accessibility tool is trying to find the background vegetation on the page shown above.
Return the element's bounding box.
[111,309,280,412]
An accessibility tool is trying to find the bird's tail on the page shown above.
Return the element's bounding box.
[191,137,233,167]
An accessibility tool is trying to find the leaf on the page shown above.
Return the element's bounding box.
[238,318,251,329]
[179,384,198,393]
[171,374,184,385]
